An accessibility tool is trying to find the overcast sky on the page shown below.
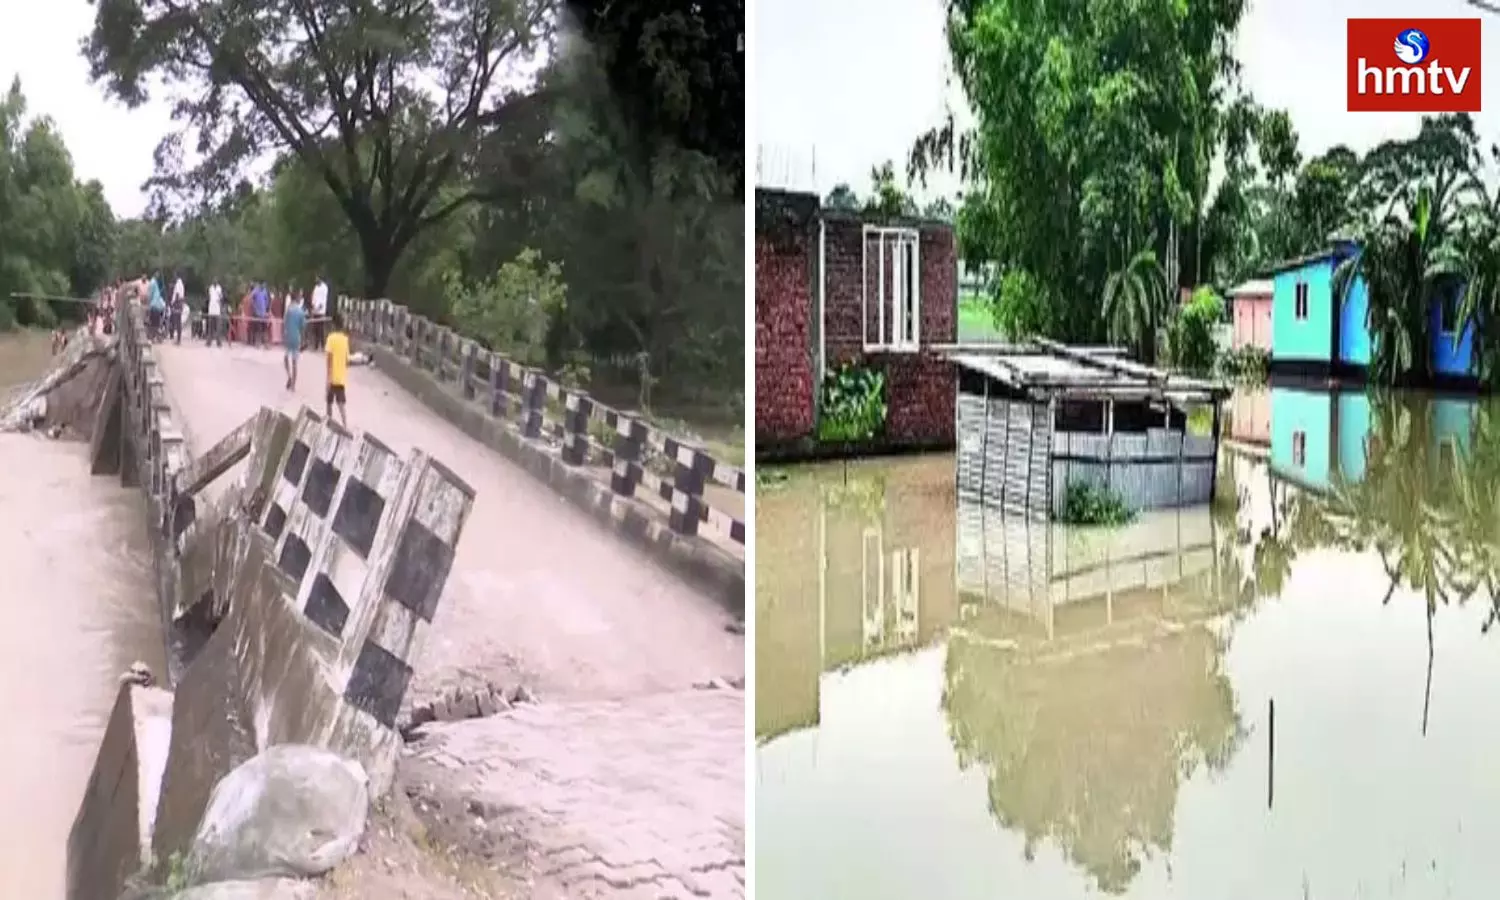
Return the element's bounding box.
[0,0,175,218]
[754,0,1500,201]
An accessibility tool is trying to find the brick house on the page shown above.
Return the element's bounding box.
[754,188,958,457]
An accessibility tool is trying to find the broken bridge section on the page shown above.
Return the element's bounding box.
[68,297,477,900]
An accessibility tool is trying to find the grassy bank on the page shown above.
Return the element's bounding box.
[958,292,1005,342]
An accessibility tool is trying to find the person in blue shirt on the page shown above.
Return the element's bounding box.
[250,282,270,347]
[282,292,308,390]
[147,273,166,341]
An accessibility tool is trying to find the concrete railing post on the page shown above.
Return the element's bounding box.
[561,391,593,466]
[488,353,512,420]
[609,417,647,499]
[666,445,710,538]
[522,373,546,439]
[460,341,477,401]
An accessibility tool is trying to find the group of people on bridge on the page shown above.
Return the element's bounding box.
[89,273,352,427]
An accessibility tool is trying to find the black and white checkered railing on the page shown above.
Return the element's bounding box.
[340,297,746,546]
[257,408,476,730]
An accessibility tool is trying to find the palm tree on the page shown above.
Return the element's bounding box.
[1333,178,1471,386]
[1453,152,1500,384]
[1102,247,1171,362]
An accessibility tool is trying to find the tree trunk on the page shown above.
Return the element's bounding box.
[357,226,401,300]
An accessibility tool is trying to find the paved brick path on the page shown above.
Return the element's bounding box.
[404,689,745,899]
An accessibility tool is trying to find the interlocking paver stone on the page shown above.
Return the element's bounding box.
[406,688,744,898]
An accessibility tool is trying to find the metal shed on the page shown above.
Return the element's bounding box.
[942,340,1230,519]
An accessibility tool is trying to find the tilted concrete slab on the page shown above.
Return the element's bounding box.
[151,407,474,865]
[65,683,173,900]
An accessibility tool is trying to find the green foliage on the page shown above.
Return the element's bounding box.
[447,249,568,369]
[1165,286,1224,375]
[75,11,742,427]
[1058,480,1136,527]
[913,0,1252,342]
[991,269,1054,340]
[816,366,887,443]
[863,161,917,219]
[1335,173,1466,386]
[825,184,860,210]
[1219,345,1269,382]
[0,78,115,329]
[1102,248,1171,362]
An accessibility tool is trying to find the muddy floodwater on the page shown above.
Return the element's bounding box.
[0,331,164,898]
[756,387,1500,900]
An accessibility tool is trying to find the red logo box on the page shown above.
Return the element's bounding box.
[1347,18,1481,113]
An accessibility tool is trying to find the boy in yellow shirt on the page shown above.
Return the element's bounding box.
[324,313,350,428]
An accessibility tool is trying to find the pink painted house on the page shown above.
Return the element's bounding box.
[1230,386,1270,447]
[1229,279,1273,351]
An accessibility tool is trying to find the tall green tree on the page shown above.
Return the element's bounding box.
[914,0,1251,343]
[85,0,554,296]
[0,78,115,328]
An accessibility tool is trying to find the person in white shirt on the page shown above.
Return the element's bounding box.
[310,276,329,350]
[206,281,224,347]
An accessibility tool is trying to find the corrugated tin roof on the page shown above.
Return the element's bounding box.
[946,341,1229,403]
[1229,279,1273,297]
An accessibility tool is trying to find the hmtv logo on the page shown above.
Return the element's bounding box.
[1347,18,1482,112]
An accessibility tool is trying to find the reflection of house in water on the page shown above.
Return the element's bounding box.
[1229,386,1270,448]
[755,458,961,743]
[945,500,1245,893]
[1268,386,1477,489]
[955,499,1219,639]
[822,469,958,669]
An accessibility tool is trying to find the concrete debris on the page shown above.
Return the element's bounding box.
[399,682,533,739]
[118,661,156,688]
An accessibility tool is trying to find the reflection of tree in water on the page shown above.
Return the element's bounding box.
[1268,394,1500,731]
[1285,396,1500,618]
[943,602,1244,893]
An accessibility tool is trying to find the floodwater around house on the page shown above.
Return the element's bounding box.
[0,330,164,899]
[756,387,1500,900]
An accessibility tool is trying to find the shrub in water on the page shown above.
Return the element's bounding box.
[1059,480,1135,526]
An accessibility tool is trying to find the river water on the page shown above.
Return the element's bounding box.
[756,387,1500,900]
[0,331,163,898]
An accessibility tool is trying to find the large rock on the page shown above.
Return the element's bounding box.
[184,745,369,886]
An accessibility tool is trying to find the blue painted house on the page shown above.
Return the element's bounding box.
[1267,243,1476,381]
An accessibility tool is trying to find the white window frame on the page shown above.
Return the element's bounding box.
[862,226,921,352]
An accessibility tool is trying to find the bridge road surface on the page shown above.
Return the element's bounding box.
[152,342,744,704]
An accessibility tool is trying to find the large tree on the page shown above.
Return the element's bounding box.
[0,78,116,328]
[913,0,1251,342]
[560,0,744,186]
[84,0,555,296]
